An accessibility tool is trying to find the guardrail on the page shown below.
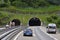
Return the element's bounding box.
[2,27,21,40]
[0,27,20,40]
[0,26,28,40]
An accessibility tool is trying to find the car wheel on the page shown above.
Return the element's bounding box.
[30,34,33,36]
[23,34,26,36]
[54,32,56,34]
[47,31,49,33]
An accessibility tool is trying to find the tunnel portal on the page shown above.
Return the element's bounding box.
[12,19,20,26]
[29,17,41,26]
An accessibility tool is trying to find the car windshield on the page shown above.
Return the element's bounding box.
[49,26,56,29]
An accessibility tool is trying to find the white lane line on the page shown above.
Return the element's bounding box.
[27,27,36,37]
[39,27,58,40]
[14,27,36,40]
[33,28,36,37]
[33,33,36,36]
[35,29,44,40]
[14,31,23,40]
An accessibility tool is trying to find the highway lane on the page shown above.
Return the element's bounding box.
[35,27,55,40]
[0,26,21,35]
[13,26,55,40]
[0,26,28,40]
[13,27,39,40]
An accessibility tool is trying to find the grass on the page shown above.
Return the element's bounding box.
[0,11,49,26]
[10,14,48,25]
[0,5,60,26]
[0,6,60,14]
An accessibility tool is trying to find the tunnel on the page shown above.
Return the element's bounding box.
[12,19,20,26]
[29,17,41,26]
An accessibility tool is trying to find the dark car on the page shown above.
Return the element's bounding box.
[23,29,33,36]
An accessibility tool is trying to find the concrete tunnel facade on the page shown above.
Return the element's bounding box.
[29,17,41,26]
[12,19,21,26]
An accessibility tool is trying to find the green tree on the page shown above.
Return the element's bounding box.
[46,14,58,23]
[0,13,10,25]
[56,18,60,28]
[9,0,16,5]
[47,0,60,5]
[11,0,49,8]
[12,1,28,8]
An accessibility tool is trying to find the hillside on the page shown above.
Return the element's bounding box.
[0,0,60,8]
[0,0,60,28]
[0,0,60,14]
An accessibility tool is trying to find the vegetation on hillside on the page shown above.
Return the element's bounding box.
[0,0,60,8]
[46,14,60,28]
[0,0,60,28]
[0,11,60,28]
[0,12,10,25]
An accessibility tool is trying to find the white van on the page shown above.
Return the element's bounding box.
[46,23,56,33]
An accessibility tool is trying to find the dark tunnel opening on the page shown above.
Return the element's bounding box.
[29,17,41,26]
[12,19,20,26]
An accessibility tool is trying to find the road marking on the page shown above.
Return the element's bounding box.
[39,27,58,40]
[35,28,44,40]
[14,27,36,40]
[29,27,36,36]
[33,33,36,36]
[14,31,23,40]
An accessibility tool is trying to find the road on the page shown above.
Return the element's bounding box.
[13,26,57,40]
[0,26,21,35]
[40,26,60,40]
[0,25,28,40]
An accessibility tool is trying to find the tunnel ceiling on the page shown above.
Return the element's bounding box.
[12,19,20,26]
[29,17,41,26]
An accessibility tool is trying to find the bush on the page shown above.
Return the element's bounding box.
[0,13,10,25]
[47,0,60,5]
[51,14,58,20]
[46,14,60,28]
[46,17,53,22]
[56,19,60,28]
[0,3,8,7]
[12,1,28,8]
[11,0,50,8]
[46,14,58,25]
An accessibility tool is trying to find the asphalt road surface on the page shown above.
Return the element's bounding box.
[0,26,21,35]
[13,26,56,40]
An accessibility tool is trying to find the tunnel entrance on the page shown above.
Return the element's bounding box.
[29,17,41,26]
[12,19,20,26]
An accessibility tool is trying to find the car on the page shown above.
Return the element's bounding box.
[46,23,56,34]
[23,28,33,36]
[6,24,9,28]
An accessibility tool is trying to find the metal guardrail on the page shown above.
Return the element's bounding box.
[0,26,28,40]
[2,27,21,40]
[0,27,20,40]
